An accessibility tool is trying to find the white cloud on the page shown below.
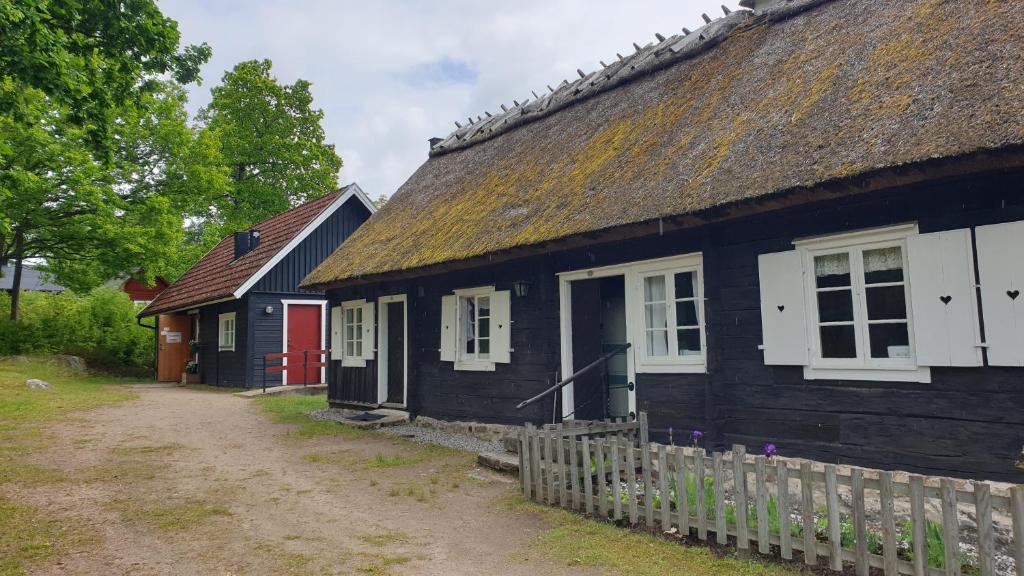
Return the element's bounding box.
[163,0,731,200]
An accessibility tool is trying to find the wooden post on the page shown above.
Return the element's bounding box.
[611,439,623,521]
[851,468,869,576]
[569,436,580,511]
[777,462,792,560]
[627,443,639,525]
[825,464,842,571]
[596,438,608,518]
[582,436,593,515]
[695,448,707,540]
[879,471,897,576]
[974,482,994,576]
[657,444,671,531]
[801,461,817,566]
[557,427,569,508]
[642,442,654,528]
[910,475,927,576]
[755,456,769,554]
[546,430,556,506]
[733,445,749,553]
[521,426,532,499]
[676,448,689,537]
[638,411,649,447]
[1011,485,1024,576]
[940,478,960,576]
[713,452,727,544]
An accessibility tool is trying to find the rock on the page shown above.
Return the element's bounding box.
[26,379,52,391]
[477,452,519,475]
[52,355,87,372]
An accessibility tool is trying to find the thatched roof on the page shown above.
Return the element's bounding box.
[303,0,1024,289]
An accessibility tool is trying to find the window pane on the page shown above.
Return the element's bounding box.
[644,276,666,302]
[645,302,667,331]
[817,290,854,323]
[863,247,904,284]
[355,342,363,357]
[869,323,910,358]
[345,308,353,322]
[478,296,490,318]
[478,338,490,355]
[478,317,490,338]
[865,286,907,320]
[355,307,362,323]
[674,272,695,299]
[815,253,851,288]
[646,330,669,356]
[819,325,857,358]
[678,328,701,356]
[346,342,354,356]
[466,338,475,354]
[676,300,699,327]
[346,325,354,340]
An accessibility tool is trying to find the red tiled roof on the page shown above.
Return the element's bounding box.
[139,191,344,316]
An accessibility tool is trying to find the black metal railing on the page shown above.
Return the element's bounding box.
[515,343,631,411]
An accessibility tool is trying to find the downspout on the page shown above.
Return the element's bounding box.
[137,316,157,379]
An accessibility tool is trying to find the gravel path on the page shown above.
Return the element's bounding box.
[308,407,506,454]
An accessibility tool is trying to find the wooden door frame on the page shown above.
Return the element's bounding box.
[376,294,408,407]
[281,299,328,385]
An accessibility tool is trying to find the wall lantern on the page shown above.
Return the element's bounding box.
[512,280,532,298]
[264,305,274,315]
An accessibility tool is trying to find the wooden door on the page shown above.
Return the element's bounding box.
[386,301,405,404]
[286,304,322,384]
[157,314,191,382]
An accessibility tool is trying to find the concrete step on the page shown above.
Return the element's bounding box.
[235,384,327,397]
[477,451,519,475]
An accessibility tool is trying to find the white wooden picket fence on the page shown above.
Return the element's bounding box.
[517,414,1024,576]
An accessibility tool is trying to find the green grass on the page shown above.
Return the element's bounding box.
[507,496,800,576]
[0,357,136,575]
[357,529,412,546]
[108,498,231,531]
[253,394,370,438]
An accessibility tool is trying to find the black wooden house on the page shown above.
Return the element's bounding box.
[140,185,375,387]
[302,0,1024,480]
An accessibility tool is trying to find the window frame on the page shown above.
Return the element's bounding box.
[632,258,707,372]
[218,312,236,352]
[794,224,930,382]
[340,300,366,368]
[453,286,496,371]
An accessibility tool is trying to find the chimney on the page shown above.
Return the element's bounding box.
[233,230,260,259]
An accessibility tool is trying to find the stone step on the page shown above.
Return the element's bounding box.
[477,451,519,475]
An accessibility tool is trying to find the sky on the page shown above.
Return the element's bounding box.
[162,0,731,202]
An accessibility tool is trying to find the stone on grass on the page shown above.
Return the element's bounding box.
[53,355,87,372]
[26,379,52,391]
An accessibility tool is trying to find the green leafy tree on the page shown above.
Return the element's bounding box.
[197,59,342,231]
[0,0,211,153]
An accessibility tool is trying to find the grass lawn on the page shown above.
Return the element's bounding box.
[254,393,372,439]
[0,356,137,576]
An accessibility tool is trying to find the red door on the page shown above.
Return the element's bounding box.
[286,304,322,384]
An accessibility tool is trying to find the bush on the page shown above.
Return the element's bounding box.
[0,288,153,374]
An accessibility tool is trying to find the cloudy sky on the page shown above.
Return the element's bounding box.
[162,0,730,201]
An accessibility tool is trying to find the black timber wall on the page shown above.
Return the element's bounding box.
[196,298,249,388]
[327,171,1024,481]
[248,292,328,387]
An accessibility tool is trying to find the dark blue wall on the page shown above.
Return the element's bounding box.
[196,298,248,388]
[326,171,1024,481]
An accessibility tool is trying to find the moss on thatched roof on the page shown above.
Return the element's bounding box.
[304,0,1024,288]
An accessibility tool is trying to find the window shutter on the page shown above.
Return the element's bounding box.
[976,220,1024,367]
[757,251,809,365]
[330,306,342,360]
[490,290,512,364]
[440,295,457,361]
[360,302,375,360]
[906,229,982,367]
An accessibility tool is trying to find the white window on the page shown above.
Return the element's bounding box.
[218,312,236,351]
[338,300,375,367]
[440,286,511,370]
[632,256,706,372]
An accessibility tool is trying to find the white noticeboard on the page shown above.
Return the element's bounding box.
[165,332,182,344]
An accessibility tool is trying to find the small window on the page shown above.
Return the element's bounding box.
[443,286,510,370]
[340,301,365,367]
[634,257,706,372]
[218,313,236,351]
[459,293,492,361]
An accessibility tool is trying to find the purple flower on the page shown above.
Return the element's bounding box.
[690,430,703,447]
[764,443,777,459]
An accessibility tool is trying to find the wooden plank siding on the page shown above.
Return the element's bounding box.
[326,171,1024,481]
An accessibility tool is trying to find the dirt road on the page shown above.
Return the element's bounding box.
[15,386,593,575]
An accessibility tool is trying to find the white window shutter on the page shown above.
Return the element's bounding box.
[360,302,375,360]
[977,220,1024,367]
[906,229,982,367]
[490,290,512,364]
[330,306,343,360]
[757,251,809,365]
[440,295,457,361]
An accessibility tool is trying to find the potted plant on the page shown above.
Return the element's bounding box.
[184,360,201,384]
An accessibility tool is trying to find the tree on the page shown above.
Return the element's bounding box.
[0,0,211,153]
[197,59,342,231]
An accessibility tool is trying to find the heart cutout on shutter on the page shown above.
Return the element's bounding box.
[777,305,785,312]
[940,295,952,305]
[1009,290,1021,301]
